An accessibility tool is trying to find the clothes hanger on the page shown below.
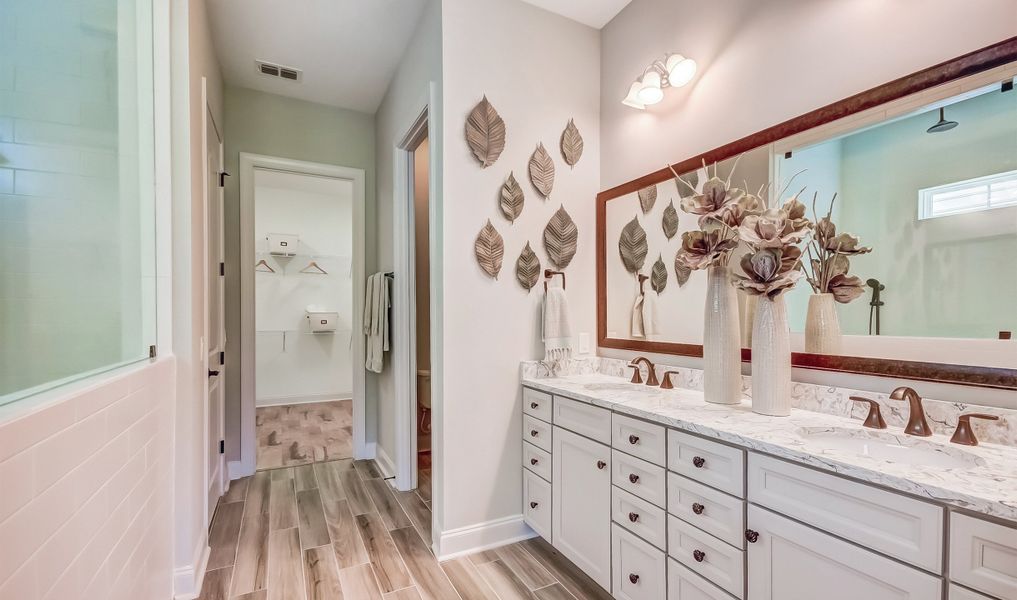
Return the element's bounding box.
[300,261,328,274]
[255,259,275,273]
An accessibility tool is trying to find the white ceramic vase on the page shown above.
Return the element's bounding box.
[703,265,742,405]
[751,295,791,416]
[804,293,842,354]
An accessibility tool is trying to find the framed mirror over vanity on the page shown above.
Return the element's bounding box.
[597,39,1017,390]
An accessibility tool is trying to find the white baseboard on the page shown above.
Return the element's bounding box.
[435,514,537,561]
[375,444,396,480]
[256,393,352,407]
[356,441,376,461]
[173,539,210,600]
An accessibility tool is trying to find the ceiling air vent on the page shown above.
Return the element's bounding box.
[255,60,302,82]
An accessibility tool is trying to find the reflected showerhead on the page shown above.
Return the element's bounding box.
[927,107,958,133]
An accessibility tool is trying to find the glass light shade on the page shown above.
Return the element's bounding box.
[622,81,645,109]
[667,55,697,87]
[637,71,664,104]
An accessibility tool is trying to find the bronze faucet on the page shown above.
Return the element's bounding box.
[660,370,680,389]
[849,396,886,429]
[950,413,999,446]
[629,357,659,386]
[889,386,932,437]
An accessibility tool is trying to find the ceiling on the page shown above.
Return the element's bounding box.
[207,0,428,113]
[517,0,633,29]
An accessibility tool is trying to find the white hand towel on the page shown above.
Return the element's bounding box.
[631,293,645,338]
[541,279,572,361]
[365,273,390,373]
[642,289,659,339]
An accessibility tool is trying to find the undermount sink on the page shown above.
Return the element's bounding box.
[583,382,640,392]
[795,427,986,469]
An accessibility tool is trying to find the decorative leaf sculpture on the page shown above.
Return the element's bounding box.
[529,143,555,198]
[543,205,578,269]
[674,252,692,287]
[465,96,506,168]
[638,184,657,214]
[516,242,541,290]
[560,119,584,168]
[474,219,504,279]
[618,217,648,273]
[500,172,524,223]
[651,255,668,293]
[662,199,680,240]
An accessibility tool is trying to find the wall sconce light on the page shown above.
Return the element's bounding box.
[622,53,697,109]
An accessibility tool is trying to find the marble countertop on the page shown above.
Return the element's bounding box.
[522,373,1017,522]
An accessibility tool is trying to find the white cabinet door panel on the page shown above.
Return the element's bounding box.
[950,512,1017,600]
[613,524,667,600]
[523,468,552,540]
[668,559,737,600]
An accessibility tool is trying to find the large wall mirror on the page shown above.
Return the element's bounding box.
[597,39,1017,389]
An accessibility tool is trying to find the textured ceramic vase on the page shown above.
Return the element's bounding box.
[804,293,842,354]
[703,265,742,405]
[751,295,791,416]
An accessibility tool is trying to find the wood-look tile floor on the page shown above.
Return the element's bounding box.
[256,400,353,470]
[199,459,612,600]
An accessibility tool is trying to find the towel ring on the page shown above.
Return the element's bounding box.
[638,274,649,296]
[543,269,566,292]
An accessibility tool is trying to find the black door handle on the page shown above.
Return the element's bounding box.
[208,370,220,377]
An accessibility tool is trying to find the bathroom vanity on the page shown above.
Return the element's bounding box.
[519,370,1017,600]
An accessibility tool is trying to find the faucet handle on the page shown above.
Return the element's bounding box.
[627,364,643,385]
[849,396,887,430]
[950,413,999,446]
[660,370,680,390]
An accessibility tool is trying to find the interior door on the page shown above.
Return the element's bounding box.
[205,105,226,524]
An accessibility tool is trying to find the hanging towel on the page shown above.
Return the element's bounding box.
[541,278,573,361]
[631,293,645,338]
[642,289,659,339]
[364,273,390,373]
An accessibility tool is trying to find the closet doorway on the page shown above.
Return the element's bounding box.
[237,154,367,476]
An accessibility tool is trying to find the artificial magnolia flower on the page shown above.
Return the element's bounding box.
[738,198,812,250]
[675,229,740,271]
[814,216,872,255]
[828,273,866,303]
[679,177,748,227]
[733,248,803,298]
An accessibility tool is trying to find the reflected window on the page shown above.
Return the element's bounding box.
[919,169,1017,220]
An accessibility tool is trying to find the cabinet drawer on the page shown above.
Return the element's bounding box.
[747,453,943,573]
[613,413,666,466]
[553,396,611,444]
[522,441,551,482]
[950,513,1017,600]
[614,449,666,508]
[523,414,552,452]
[613,486,667,550]
[668,559,736,600]
[746,505,941,600]
[523,387,552,423]
[668,515,745,599]
[613,524,667,600]
[950,585,997,600]
[668,472,745,549]
[668,430,744,498]
[523,469,551,540]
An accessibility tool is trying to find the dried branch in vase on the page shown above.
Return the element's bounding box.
[802,193,872,303]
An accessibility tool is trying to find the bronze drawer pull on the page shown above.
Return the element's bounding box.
[530,430,538,437]
[530,402,539,409]
[692,456,706,468]
[628,434,640,444]
[692,502,705,515]
[628,512,639,523]
[597,460,607,470]
[629,574,639,584]
[693,549,706,562]
[530,458,538,466]
[628,474,640,484]
[530,502,538,509]
[745,529,759,544]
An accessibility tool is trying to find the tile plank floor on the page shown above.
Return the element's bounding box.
[257,400,354,469]
[200,459,611,600]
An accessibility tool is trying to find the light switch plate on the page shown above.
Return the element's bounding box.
[578,332,590,354]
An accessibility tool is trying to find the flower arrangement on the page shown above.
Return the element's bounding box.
[801,195,872,303]
[732,196,812,297]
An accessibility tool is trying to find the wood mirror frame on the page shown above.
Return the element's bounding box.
[596,37,1017,390]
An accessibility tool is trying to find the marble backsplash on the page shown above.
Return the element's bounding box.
[520,357,1017,448]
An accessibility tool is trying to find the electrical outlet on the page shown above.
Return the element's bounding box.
[578,332,590,354]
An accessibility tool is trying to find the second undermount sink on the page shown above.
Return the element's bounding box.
[796,427,986,469]
[583,382,642,392]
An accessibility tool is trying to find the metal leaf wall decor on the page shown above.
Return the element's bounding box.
[618,217,648,273]
[651,256,668,293]
[638,184,657,214]
[465,96,506,168]
[674,252,692,287]
[662,199,680,240]
[529,143,555,198]
[474,219,504,279]
[516,242,541,290]
[500,172,524,223]
[560,119,584,168]
[543,205,578,269]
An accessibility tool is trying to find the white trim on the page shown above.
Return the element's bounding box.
[172,537,210,600]
[238,154,367,477]
[435,515,537,561]
[256,393,352,407]
[375,443,397,480]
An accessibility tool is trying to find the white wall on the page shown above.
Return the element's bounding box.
[599,0,1017,406]
[253,170,354,405]
[438,0,600,554]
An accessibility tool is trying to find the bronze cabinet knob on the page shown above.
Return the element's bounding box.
[530,430,538,437]
[530,458,538,466]
[692,456,706,468]
[628,512,639,523]
[530,502,538,509]
[530,402,539,409]
[629,474,640,484]
[629,573,640,584]
[628,434,640,445]
[745,529,759,543]
[693,549,706,562]
[692,502,705,515]
[597,460,607,470]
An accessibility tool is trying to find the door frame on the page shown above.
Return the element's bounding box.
[235,153,367,477]
[392,83,439,493]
